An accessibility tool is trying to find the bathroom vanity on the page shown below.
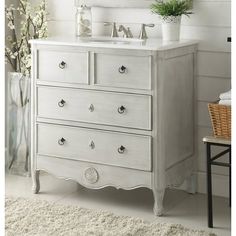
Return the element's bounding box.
[30,37,197,215]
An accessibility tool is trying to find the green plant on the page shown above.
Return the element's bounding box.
[151,0,193,19]
[5,0,48,75]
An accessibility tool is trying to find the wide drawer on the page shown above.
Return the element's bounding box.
[37,124,152,171]
[37,87,152,130]
[38,50,88,84]
[94,53,151,90]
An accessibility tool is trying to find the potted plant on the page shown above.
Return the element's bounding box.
[5,0,48,176]
[151,0,193,41]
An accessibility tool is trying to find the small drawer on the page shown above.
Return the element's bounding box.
[37,87,151,130]
[38,50,88,84]
[94,53,151,90]
[37,124,152,171]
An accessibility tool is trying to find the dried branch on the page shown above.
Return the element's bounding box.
[5,0,48,75]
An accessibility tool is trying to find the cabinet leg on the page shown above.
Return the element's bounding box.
[153,188,165,216]
[186,173,197,194]
[32,170,40,194]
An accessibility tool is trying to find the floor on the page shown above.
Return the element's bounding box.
[5,172,231,236]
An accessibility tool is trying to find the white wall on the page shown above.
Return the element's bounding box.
[46,0,231,197]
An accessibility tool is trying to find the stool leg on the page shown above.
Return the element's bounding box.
[229,147,231,207]
[206,143,213,228]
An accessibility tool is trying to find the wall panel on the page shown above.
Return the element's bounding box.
[197,76,231,101]
[198,51,231,78]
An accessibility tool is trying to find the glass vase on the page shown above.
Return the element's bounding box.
[6,72,30,177]
[75,5,92,37]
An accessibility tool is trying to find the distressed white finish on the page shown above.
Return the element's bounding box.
[3,0,230,206]
[37,86,152,130]
[94,53,151,90]
[38,50,89,84]
[30,37,197,215]
[37,155,152,190]
[37,123,152,171]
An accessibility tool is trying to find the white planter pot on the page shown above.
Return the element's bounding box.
[161,16,182,41]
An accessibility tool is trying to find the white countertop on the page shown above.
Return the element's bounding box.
[30,36,198,51]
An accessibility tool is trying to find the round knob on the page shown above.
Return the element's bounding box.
[118,105,126,114]
[58,99,66,107]
[118,145,125,154]
[58,137,66,145]
[88,104,94,112]
[118,65,127,74]
[59,61,66,69]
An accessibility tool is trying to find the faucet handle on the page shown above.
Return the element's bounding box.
[139,23,155,40]
[104,22,119,38]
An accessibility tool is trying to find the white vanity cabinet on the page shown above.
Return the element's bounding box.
[30,37,197,215]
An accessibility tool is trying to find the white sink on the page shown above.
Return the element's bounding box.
[78,37,144,44]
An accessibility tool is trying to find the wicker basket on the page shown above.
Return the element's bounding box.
[208,102,231,139]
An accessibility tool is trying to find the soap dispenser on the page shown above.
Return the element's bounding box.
[75,4,92,37]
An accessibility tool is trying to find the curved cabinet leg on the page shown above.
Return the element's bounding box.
[186,173,197,194]
[153,188,165,216]
[32,170,40,194]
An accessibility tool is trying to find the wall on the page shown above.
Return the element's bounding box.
[48,0,231,197]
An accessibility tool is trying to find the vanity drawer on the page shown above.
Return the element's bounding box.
[37,87,151,130]
[95,53,151,90]
[38,50,88,84]
[37,124,152,171]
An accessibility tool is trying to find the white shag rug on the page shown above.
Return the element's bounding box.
[5,197,216,236]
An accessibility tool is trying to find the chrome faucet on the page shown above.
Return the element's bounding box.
[104,22,119,38]
[139,24,155,40]
[118,25,133,38]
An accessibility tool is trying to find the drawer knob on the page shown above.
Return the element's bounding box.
[88,104,94,112]
[118,105,126,114]
[89,141,95,149]
[58,137,66,145]
[58,99,66,107]
[118,145,125,154]
[59,61,66,69]
[118,65,127,74]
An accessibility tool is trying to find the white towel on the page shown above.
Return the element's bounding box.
[219,99,231,106]
[219,90,231,100]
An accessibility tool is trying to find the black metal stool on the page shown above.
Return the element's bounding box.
[203,136,231,228]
